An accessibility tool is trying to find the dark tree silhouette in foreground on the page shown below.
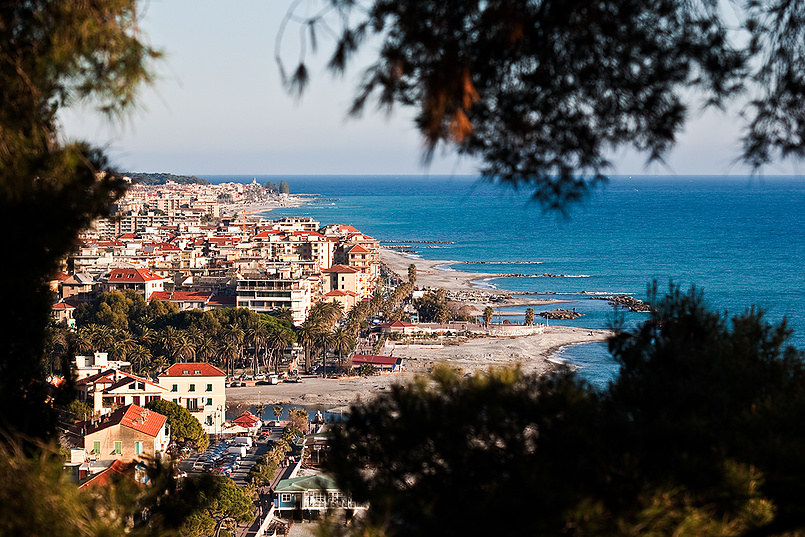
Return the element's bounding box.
[281,0,805,209]
[0,0,159,446]
[326,285,805,537]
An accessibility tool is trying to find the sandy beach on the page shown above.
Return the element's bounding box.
[226,248,612,409]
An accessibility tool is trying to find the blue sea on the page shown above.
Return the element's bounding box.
[201,174,805,389]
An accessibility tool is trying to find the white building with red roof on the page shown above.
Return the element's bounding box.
[158,362,226,433]
[75,369,167,416]
[101,267,166,299]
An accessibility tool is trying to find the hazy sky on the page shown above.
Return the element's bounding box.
[59,0,802,177]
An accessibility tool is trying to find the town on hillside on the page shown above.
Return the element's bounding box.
[52,180,386,532]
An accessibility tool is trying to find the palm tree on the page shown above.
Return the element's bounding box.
[88,324,114,352]
[128,344,152,376]
[72,327,94,355]
[195,336,217,364]
[525,308,535,326]
[316,329,336,377]
[267,326,293,374]
[246,323,269,376]
[175,330,196,362]
[272,307,294,323]
[220,325,245,376]
[331,327,356,373]
[483,306,494,328]
[218,339,239,378]
[157,326,182,362]
[296,321,318,374]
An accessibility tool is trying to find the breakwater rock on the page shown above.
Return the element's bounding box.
[591,295,652,312]
[539,308,584,320]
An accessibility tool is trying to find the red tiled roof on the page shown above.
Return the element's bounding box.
[120,404,167,437]
[52,301,75,310]
[150,291,212,303]
[106,268,165,282]
[207,295,236,307]
[159,362,226,378]
[254,230,283,238]
[79,460,133,490]
[323,290,360,297]
[348,245,370,254]
[233,411,260,426]
[104,374,168,393]
[79,404,166,438]
[322,264,359,274]
[76,369,118,386]
[352,354,401,366]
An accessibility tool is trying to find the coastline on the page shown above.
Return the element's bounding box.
[226,249,612,410]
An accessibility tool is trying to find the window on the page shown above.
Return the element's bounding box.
[171,384,178,392]
[93,441,100,455]
[206,383,213,392]
[138,382,145,390]
[172,398,178,404]
[189,384,195,392]
[187,398,198,411]
[206,415,213,426]
[280,493,293,504]
[134,441,143,455]
[207,397,213,406]
[194,370,201,374]
[114,441,122,455]
[182,370,189,374]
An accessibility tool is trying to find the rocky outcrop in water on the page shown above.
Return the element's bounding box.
[591,295,652,312]
[539,308,584,319]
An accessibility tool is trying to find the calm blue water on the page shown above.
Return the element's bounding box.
[202,174,805,387]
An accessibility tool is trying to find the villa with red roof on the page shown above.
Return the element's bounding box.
[101,267,166,299]
[158,363,226,433]
[76,370,167,416]
[74,404,169,466]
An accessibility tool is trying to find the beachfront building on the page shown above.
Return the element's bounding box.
[158,363,226,434]
[351,354,405,373]
[273,475,368,517]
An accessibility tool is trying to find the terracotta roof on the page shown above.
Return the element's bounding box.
[322,264,360,274]
[159,362,226,378]
[207,295,236,307]
[105,268,165,282]
[52,301,76,310]
[323,290,360,297]
[120,404,168,437]
[104,374,168,393]
[76,369,118,386]
[348,245,370,254]
[79,460,133,490]
[79,404,166,438]
[253,230,283,238]
[150,291,212,303]
[352,354,402,366]
[233,411,261,426]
